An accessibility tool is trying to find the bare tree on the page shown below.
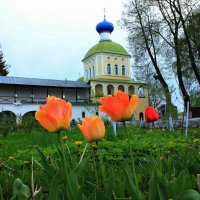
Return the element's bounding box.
[156,0,190,109]
[173,0,200,85]
[121,0,175,115]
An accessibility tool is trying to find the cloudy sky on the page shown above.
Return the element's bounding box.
[0,0,184,111]
[0,0,128,81]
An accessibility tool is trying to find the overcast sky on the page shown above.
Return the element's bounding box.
[0,0,184,111]
[0,0,128,81]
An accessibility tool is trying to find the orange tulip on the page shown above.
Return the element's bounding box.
[77,115,105,143]
[99,91,139,122]
[35,96,72,132]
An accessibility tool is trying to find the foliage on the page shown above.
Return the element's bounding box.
[20,113,40,133]
[190,88,200,106]
[77,76,84,82]
[0,112,16,137]
[0,46,9,76]
[10,178,30,200]
[121,0,200,109]
[121,0,176,114]
[0,126,199,199]
[84,95,100,115]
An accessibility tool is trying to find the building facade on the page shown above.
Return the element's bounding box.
[82,17,149,120]
[0,77,91,121]
[0,17,148,122]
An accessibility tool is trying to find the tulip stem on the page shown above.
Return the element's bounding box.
[122,121,139,193]
[79,143,88,164]
[65,141,72,160]
[96,141,106,190]
[58,132,68,186]
[92,150,99,187]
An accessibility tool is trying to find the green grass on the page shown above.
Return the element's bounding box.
[0,126,199,199]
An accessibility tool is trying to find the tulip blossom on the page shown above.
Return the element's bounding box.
[77,115,105,143]
[145,106,160,122]
[35,96,72,132]
[99,91,139,122]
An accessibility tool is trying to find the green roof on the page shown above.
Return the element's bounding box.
[82,40,130,61]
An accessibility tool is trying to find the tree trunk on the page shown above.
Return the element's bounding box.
[176,0,200,85]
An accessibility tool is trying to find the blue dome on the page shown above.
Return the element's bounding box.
[96,19,114,34]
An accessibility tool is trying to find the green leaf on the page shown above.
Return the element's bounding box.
[157,175,171,200]
[36,147,55,180]
[48,172,61,200]
[174,189,200,200]
[113,179,126,199]
[10,178,30,200]
[148,167,159,200]
[0,185,3,200]
[105,170,114,199]
[67,172,82,200]
[124,166,143,200]
[19,184,30,199]
[171,169,193,196]
[74,156,90,179]
[88,187,109,200]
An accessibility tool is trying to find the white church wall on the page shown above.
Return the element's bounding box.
[0,103,100,122]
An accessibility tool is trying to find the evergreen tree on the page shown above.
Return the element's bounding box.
[0,47,9,76]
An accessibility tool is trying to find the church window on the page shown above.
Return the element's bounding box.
[82,111,85,118]
[86,69,88,79]
[115,64,118,75]
[107,88,112,95]
[89,68,91,78]
[92,66,95,77]
[122,65,126,75]
[138,87,144,97]
[107,64,111,75]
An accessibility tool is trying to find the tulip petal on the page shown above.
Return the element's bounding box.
[78,115,105,143]
[145,106,160,122]
[62,102,72,129]
[78,121,91,143]
[99,95,124,122]
[129,95,139,113]
[99,91,138,122]
[35,110,58,132]
[35,96,72,132]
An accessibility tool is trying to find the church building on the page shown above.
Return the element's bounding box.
[82,17,148,119]
[0,17,148,121]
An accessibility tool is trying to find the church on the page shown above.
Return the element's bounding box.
[0,17,148,121]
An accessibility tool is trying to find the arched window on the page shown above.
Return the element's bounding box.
[118,85,124,92]
[89,68,91,78]
[107,88,112,95]
[122,65,126,75]
[138,86,144,97]
[86,69,88,79]
[115,64,118,75]
[107,64,111,75]
[82,111,85,118]
[107,85,114,95]
[92,66,95,77]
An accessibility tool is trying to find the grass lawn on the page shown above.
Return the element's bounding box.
[0,125,199,199]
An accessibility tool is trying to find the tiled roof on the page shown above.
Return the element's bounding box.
[0,76,90,88]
